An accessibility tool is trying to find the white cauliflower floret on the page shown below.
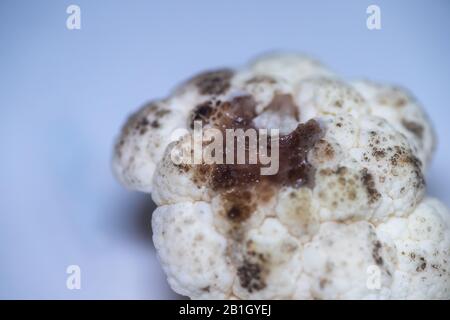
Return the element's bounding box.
[309,114,425,223]
[249,53,335,84]
[231,218,301,299]
[377,198,450,299]
[113,53,448,300]
[152,201,234,299]
[298,221,395,300]
[113,99,189,193]
[295,77,369,121]
[352,81,435,168]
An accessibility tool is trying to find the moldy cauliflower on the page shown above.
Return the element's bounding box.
[113,54,449,299]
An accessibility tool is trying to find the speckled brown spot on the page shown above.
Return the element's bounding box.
[361,168,381,204]
[193,69,234,95]
[237,258,267,293]
[312,139,335,161]
[389,145,425,189]
[372,240,383,266]
[372,148,386,160]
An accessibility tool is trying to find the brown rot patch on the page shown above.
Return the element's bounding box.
[192,95,324,224]
[222,190,256,223]
[192,69,234,95]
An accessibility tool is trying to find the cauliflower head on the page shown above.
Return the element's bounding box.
[113,54,449,299]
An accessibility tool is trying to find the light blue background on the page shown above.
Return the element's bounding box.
[0,0,449,299]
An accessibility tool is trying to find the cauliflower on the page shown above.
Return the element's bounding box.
[113,54,449,299]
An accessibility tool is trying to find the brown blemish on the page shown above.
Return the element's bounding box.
[237,260,266,293]
[155,109,171,117]
[402,119,424,139]
[117,102,172,155]
[192,69,234,95]
[319,278,329,289]
[263,94,300,121]
[222,190,256,223]
[372,240,383,266]
[245,75,277,85]
[312,139,335,161]
[201,286,210,292]
[416,259,427,272]
[150,120,160,128]
[389,145,424,189]
[190,101,214,129]
[361,168,381,204]
[190,95,323,227]
[137,118,149,135]
[372,148,386,160]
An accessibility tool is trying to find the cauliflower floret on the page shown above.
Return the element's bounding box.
[113,97,191,193]
[297,221,395,300]
[377,198,450,299]
[352,81,435,168]
[152,201,234,299]
[113,53,448,300]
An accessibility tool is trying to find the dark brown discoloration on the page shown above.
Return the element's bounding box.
[150,120,160,128]
[402,119,424,139]
[222,190,256,223]
[416,256,427,272]
[208,118,322,191]
[190,101,214,129]
[192,69,234,95]
[191,95,323,224]
[417,262,427,272]
[237,258,267,293]
[372,240,383,266]
[361,168,381,204]
[137,118,150,135]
